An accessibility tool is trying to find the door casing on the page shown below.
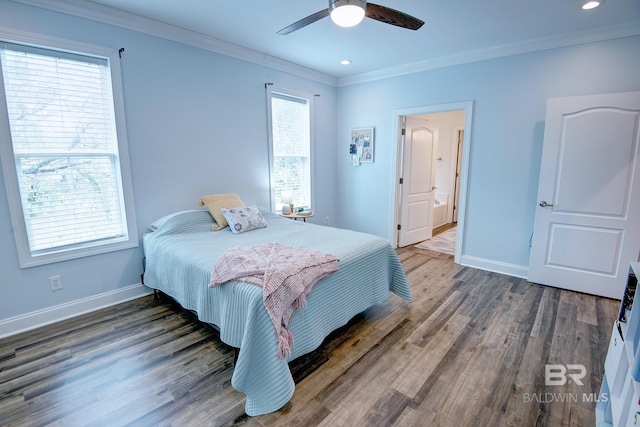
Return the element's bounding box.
[390,101,474,265]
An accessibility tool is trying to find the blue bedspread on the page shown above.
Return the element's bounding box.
[142,209,411,416]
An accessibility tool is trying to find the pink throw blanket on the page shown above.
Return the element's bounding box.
[209,242,339,359]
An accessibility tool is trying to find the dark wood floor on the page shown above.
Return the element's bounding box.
[0,246,618,426]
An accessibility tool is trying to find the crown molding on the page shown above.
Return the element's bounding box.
[10,0,338,87]
[337,21,640,87]
[10,0,640,88]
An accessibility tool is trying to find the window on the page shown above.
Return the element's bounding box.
[0,33,137,268]
[266,88,313,212]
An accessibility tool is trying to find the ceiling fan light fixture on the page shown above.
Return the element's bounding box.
[330,0,366,28]
[581,0,603,10]
[277,0,423,35]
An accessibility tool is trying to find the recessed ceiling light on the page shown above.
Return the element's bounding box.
[341,59,351,65]
[582,1,603,10]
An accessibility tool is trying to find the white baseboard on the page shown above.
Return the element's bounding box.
[460,255,529,279]
[0,258,528,340]
[0,283,154,339]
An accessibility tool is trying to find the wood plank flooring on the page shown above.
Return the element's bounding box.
[0,247,618,426]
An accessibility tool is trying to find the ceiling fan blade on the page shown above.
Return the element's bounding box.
[366,3,424,30]
[277,9,330,35]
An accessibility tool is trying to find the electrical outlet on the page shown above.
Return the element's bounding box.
[49,275,63,291]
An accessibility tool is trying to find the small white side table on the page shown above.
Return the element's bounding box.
[280,212,314,222]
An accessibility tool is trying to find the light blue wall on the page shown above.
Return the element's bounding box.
[0,1,337,323]
[336,35,640,271]
[1,0,639,330]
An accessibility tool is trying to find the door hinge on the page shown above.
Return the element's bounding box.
[397,224,401,231]
[399,177,403,184]
[401,127,406,136]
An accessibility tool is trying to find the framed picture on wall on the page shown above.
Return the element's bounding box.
[350,127,374,164]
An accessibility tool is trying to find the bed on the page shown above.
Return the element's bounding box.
[142,207,412,416]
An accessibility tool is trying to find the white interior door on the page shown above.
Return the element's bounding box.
[528,91,640,298]
[398,116,437,247]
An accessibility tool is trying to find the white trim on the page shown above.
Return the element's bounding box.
[0,283,153,339]
[9,0,337,87]
[450,125,465,223]
[390,101,473,267]
[10,1,639,88]
[0,28,139,268]
[337,22,640,87]
[460,255,529,279]
[266,86,315,213]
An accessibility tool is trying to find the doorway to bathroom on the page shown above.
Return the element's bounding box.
[392,102,472,262]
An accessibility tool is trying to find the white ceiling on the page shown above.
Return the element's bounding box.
[25,0,640,84]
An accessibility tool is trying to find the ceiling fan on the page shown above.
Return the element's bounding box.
[277,0,424,35]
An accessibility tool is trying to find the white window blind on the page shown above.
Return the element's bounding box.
[267,89,313,212]
[0,36,137,267]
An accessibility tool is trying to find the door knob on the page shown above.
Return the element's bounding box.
[539,201,553,207]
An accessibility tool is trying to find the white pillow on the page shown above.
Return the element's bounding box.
[221,205,267,234]
[148,210,202,231]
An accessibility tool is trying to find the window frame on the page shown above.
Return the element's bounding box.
[265,86,315,213]
[0,28,138,268]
